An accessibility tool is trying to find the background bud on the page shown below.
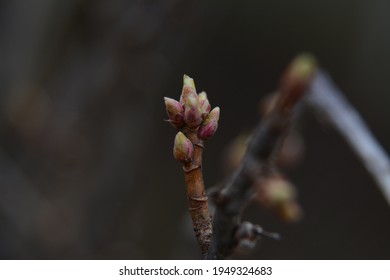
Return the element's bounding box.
[253,175,303,223]
[256,175,296,207]
[164,97,185,129]
[173,132,193,164]
[198,107,220,140]
[278,53,317,111]
[184,96,202,128]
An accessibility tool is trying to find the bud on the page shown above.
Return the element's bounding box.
[184,96,202,129]
[198,91,211,118]
[263,176,296,206]
[173,132,193,164]
[198,107,220,140]
[278,53,317,111]
[164,97,185,129]
[288,53,317,82]
[180,75,198,105]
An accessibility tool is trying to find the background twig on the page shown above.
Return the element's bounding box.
[206,55,316,259]
[306,70,390,206]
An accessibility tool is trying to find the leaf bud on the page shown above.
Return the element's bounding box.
[164,97,185,129]
[173,132,193,164]
[198,107,220,140]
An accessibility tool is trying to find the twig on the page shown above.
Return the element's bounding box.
[306,70,390,206]
[182,129,212,258]
[165,76,219,258]
[206,54,317,259]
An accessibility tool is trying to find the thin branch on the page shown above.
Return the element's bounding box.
[306,70,390,206]
[182,129,212,258]
[165,76,219,259]
[206,54,317,259]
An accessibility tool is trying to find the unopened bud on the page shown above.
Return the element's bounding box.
[198,107,220,140]
[287,54,317,83]
[184,96,202,129]
[180,75,198,105]
[198,91,211,118]
[173,132,193,164]
[164,97,185,129]
[255,175,296,208]
[265,177,296,205]
[278,53,317,111]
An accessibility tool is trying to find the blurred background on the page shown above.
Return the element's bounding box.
[1,0,390,259]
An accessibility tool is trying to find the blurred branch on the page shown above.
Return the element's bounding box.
[206,55,316,259]
[306,70,390,206]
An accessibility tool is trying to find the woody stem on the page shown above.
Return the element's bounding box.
[182,129,212,259]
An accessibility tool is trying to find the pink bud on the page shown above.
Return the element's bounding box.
[184,96,202,129]
[198,107,220,140]
[173,132,193,164]
[198,91,211,118]
[164,97,185,129]
[180,75,198,105]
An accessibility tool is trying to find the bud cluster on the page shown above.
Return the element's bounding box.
[164,75,220,164]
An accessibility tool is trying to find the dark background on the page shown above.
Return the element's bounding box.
[0,0,389,259]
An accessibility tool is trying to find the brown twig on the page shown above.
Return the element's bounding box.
[182,129,212,258]
[165,76,219,258]
[206,54,317,259]
[306,70,390,206]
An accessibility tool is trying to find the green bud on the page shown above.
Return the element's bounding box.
[287,54,317,83]
[263,176,296,206]
[173,132,193,164]
[279,53,317,110]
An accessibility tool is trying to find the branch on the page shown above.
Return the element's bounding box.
[306,70,390,206]
[181,129,212,258]
[206,54,317,259]
[165,76,220,258]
